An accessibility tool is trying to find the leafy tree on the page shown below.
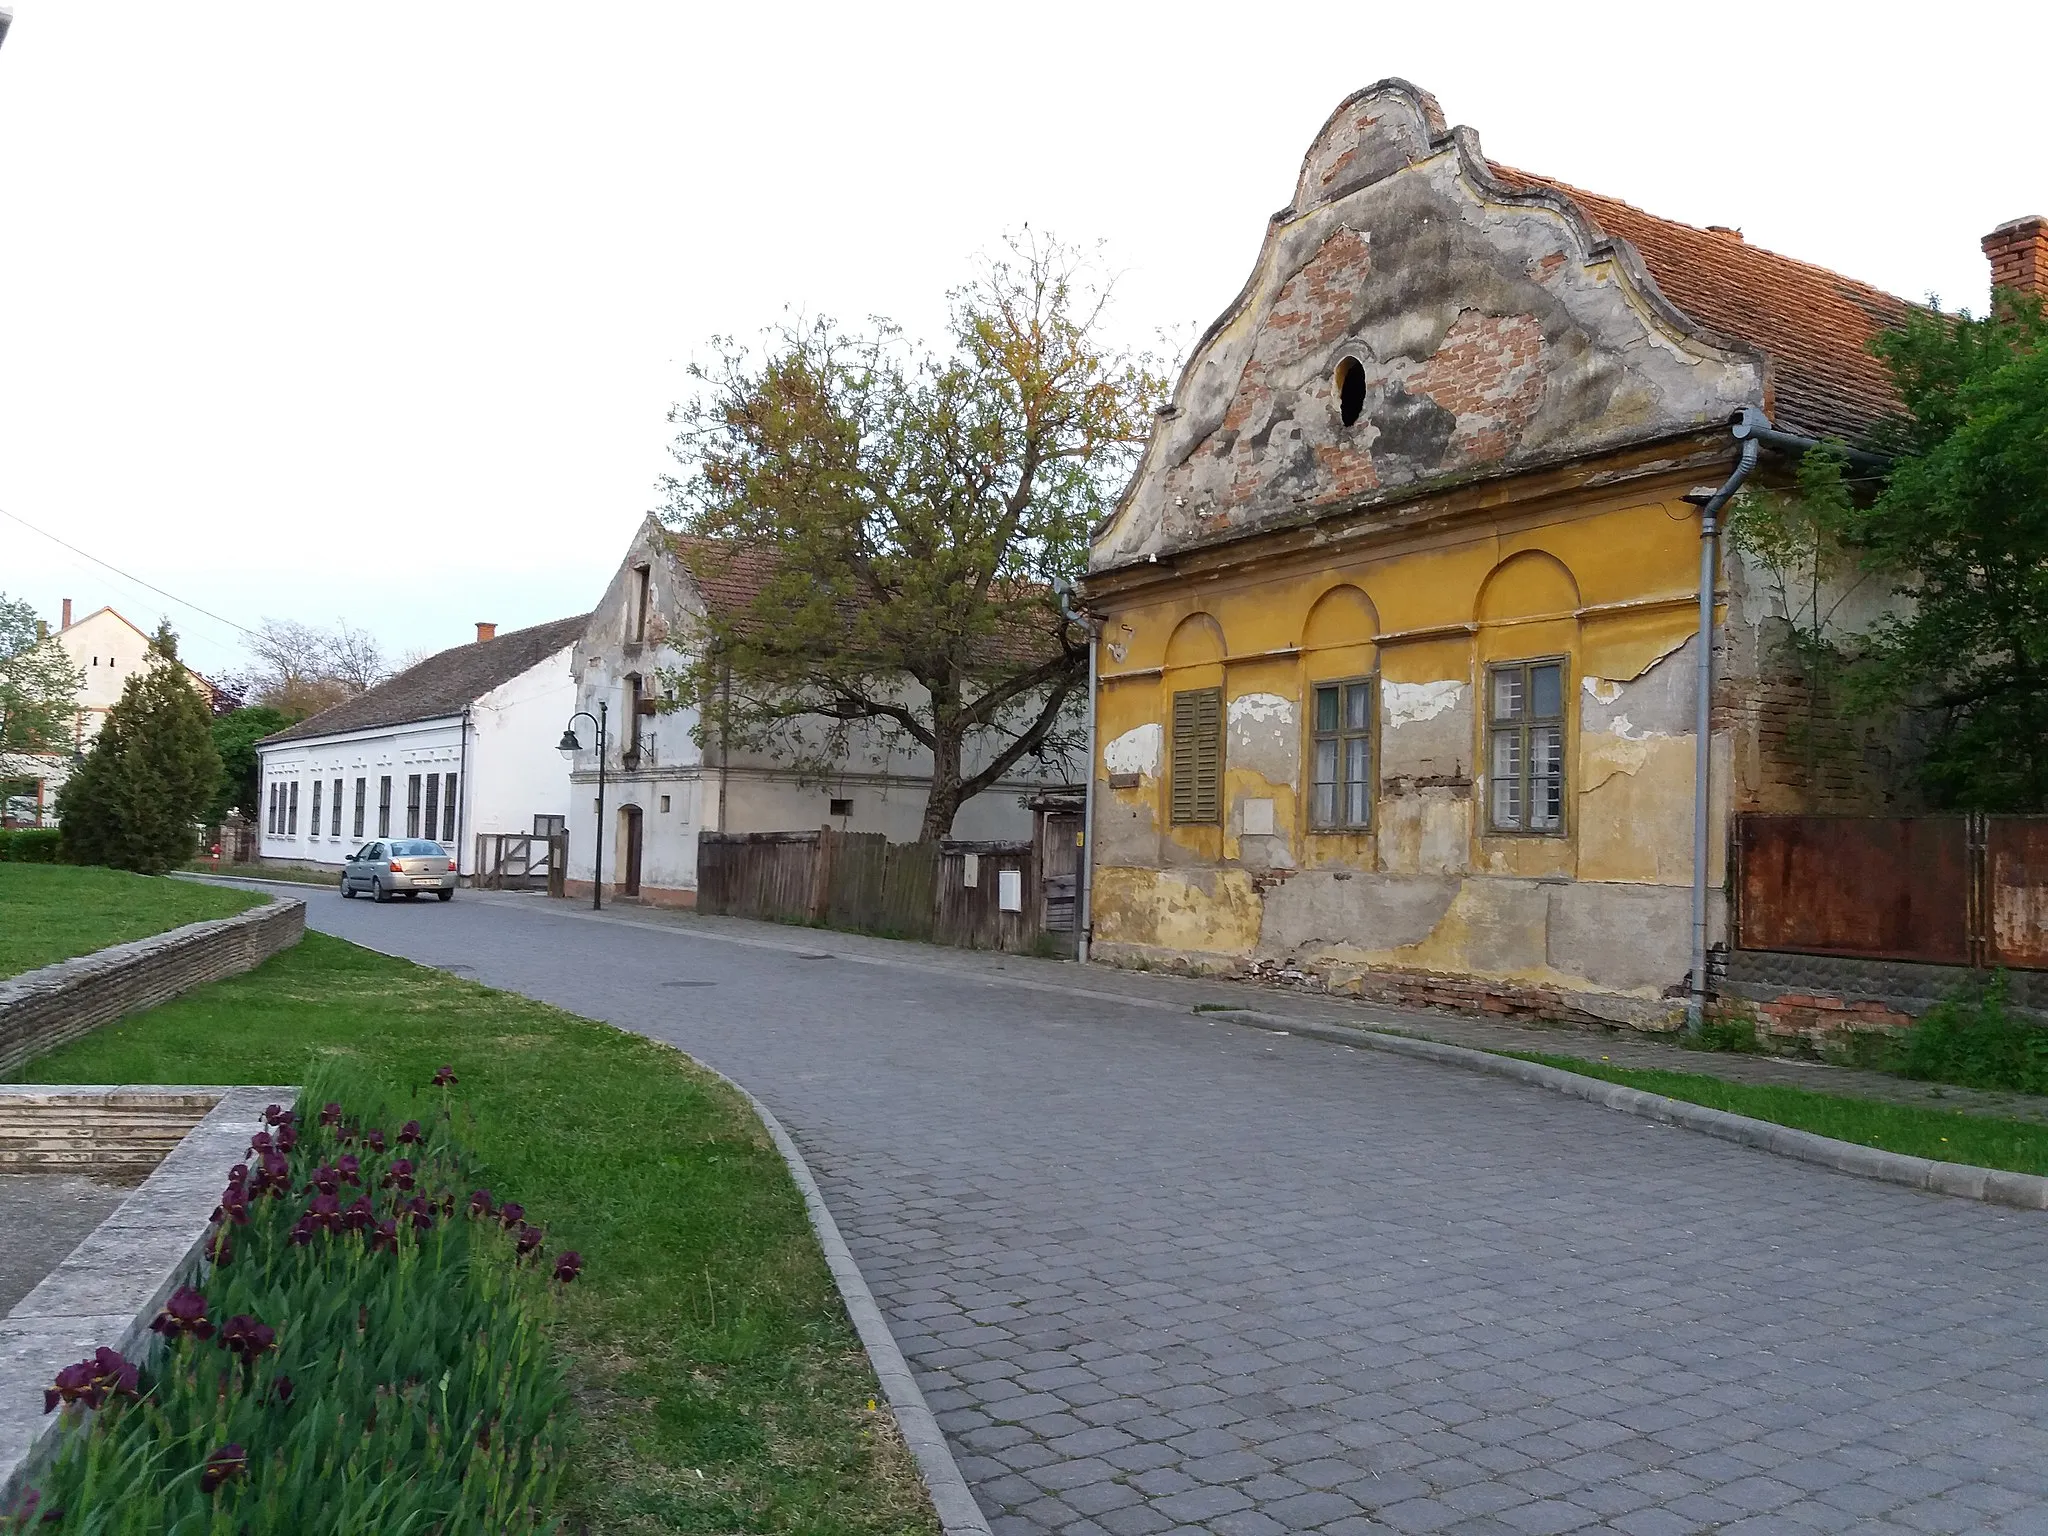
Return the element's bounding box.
[0,592,84,784]
[58,623,223,873]
[1849,288,2048,809]
[209,705,295,823]
[662,234,1168,840]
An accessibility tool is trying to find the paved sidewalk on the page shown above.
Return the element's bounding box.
[251,882,2048,1536]
[473,889,2048,1128]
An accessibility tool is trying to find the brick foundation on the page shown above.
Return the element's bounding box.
[0,898,304,1077]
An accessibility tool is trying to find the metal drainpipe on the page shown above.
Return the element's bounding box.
[1686,412,1764,1035]
[1057,580,1100,964]
[454,705,472,882]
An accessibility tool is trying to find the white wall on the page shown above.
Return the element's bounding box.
[256,717,462,869]
[462,644,576,845]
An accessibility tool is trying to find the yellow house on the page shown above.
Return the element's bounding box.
[1079,79,1919,1028]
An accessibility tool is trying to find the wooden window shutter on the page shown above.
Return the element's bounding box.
[1171,687,1223,825]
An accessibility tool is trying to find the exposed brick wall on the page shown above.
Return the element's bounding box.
[1983,216,2048,300]
[1726,667,1918,814]
[0,898,304,1077]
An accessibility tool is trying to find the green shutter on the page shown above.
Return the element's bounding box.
[1171,687,1223,825]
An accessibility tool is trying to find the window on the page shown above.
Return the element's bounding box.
[659,794,672,814]
[1489,659,1567,833]
[829,796,852,817]
[353,778,367,839]
[631,565,652,642]
[443,773,457,843]
[1310,679,1374,829]
[406,775,422,837]
[287,780,299,836]
[265,782,276,835]
[624,674,643,759]
[376,776,391,837]
[423,773,440,841]
[309,779,323,838]
[331,779,343,838]
[533,814,565,837]
[1169,687,1223,825]
[1335,357,1366,427]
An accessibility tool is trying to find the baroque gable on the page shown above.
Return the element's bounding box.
[1092,80,1767,570]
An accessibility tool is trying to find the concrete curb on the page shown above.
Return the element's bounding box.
[1,1086,296,1513]
[718,1075,991,1535]
[1208,1009,2048,1211]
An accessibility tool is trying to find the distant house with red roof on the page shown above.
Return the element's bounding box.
[1078,78,2045,1025]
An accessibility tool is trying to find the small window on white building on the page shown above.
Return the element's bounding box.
[659,794,671,813]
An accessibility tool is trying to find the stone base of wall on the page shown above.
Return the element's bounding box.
[1714,948,2046,1057]
[0,899,305,1078]
[0,1090,218,1181]
[1091,942,1682,1034]
[562,880,697,909]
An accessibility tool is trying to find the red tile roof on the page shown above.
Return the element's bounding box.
[1491,165,1914,441]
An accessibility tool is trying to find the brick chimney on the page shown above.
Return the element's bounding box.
[60,598,72,630]
[1983,215,2048,299]
[475,622,497,643]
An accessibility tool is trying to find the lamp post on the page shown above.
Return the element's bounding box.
[557,701,607,911]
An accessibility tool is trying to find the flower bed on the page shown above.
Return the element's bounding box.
[13,1065,581,1534]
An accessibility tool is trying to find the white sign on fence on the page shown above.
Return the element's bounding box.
[998,867,1023,913]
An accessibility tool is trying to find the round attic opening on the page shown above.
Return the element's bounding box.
[1334,356,1366,427]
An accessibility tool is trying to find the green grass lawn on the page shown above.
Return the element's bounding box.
[1508,1051,2048,1176]
[0,863,264,978]
[13,931,938,1536]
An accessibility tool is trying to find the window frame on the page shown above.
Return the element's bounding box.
[1307,675,1376,832]
[377,776,392,838]
[331,778,343,838]
[405,774,422,838]
[1485,655,1570,837]
[353,778,367,839]
[286,780,299,836]
[423,773,440,842]
[309,778,322,839]
[1168,686,1224,827]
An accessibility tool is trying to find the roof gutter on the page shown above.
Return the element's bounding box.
[1685,407,1887,1036]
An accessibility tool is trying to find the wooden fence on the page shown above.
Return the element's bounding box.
[697,827,1066,953]
[473,832,567,897]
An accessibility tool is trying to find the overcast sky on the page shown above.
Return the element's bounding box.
[1,3,2042,682]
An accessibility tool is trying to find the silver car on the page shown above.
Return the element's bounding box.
[340,839,456,902]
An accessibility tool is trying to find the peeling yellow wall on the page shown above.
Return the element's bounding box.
[1087,473,1727,1008]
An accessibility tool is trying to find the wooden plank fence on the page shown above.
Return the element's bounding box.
[697,827,1063,953]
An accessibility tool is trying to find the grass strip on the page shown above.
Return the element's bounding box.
[0,865,262,979]
[1502,1050,2048,1177]
[14,931,938,1536]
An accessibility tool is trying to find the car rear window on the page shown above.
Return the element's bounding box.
[392,840,445,856]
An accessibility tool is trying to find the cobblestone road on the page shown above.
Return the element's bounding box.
[287,886,2048,1535]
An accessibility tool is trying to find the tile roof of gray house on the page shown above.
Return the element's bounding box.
[261,614,591,744]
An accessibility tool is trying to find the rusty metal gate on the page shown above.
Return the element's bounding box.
[1735,814,2048,969]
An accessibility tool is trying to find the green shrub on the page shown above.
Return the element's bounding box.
[17,1062,578,1534]
[1892,972,2048,1095]
[0,827,62,863]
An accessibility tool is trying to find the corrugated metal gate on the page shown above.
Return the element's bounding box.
[1735,814,2048,969]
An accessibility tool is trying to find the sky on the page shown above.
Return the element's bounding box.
[1,2,2042,683]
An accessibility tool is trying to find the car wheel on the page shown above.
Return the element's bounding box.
[372,880,390,904]
[436,890,453,902]
[340,879,355,899]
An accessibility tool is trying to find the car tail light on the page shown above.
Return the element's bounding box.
[390,860,404,872]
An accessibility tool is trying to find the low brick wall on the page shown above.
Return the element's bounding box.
[0,898,304,1077]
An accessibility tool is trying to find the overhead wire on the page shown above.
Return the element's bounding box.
[0,501,260,640]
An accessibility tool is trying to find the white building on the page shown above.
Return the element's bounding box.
[254,616,586,874]
[5,601,220,825]
[564,519,1076,905]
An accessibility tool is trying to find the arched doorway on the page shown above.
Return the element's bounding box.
[617,804,643,898]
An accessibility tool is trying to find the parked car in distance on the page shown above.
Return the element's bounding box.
[340,839,456,902]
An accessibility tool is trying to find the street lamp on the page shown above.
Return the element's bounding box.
[557,701,607,911]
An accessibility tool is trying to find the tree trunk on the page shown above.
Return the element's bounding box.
[920,728,965,843]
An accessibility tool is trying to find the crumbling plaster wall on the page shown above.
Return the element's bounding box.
[1087,481,1735,1026]
[1090,79,1765,573]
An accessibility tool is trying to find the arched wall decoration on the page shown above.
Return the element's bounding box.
[1475,550,1580,625]
[1164,612,1227,666]
[1301,583,1381,650]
